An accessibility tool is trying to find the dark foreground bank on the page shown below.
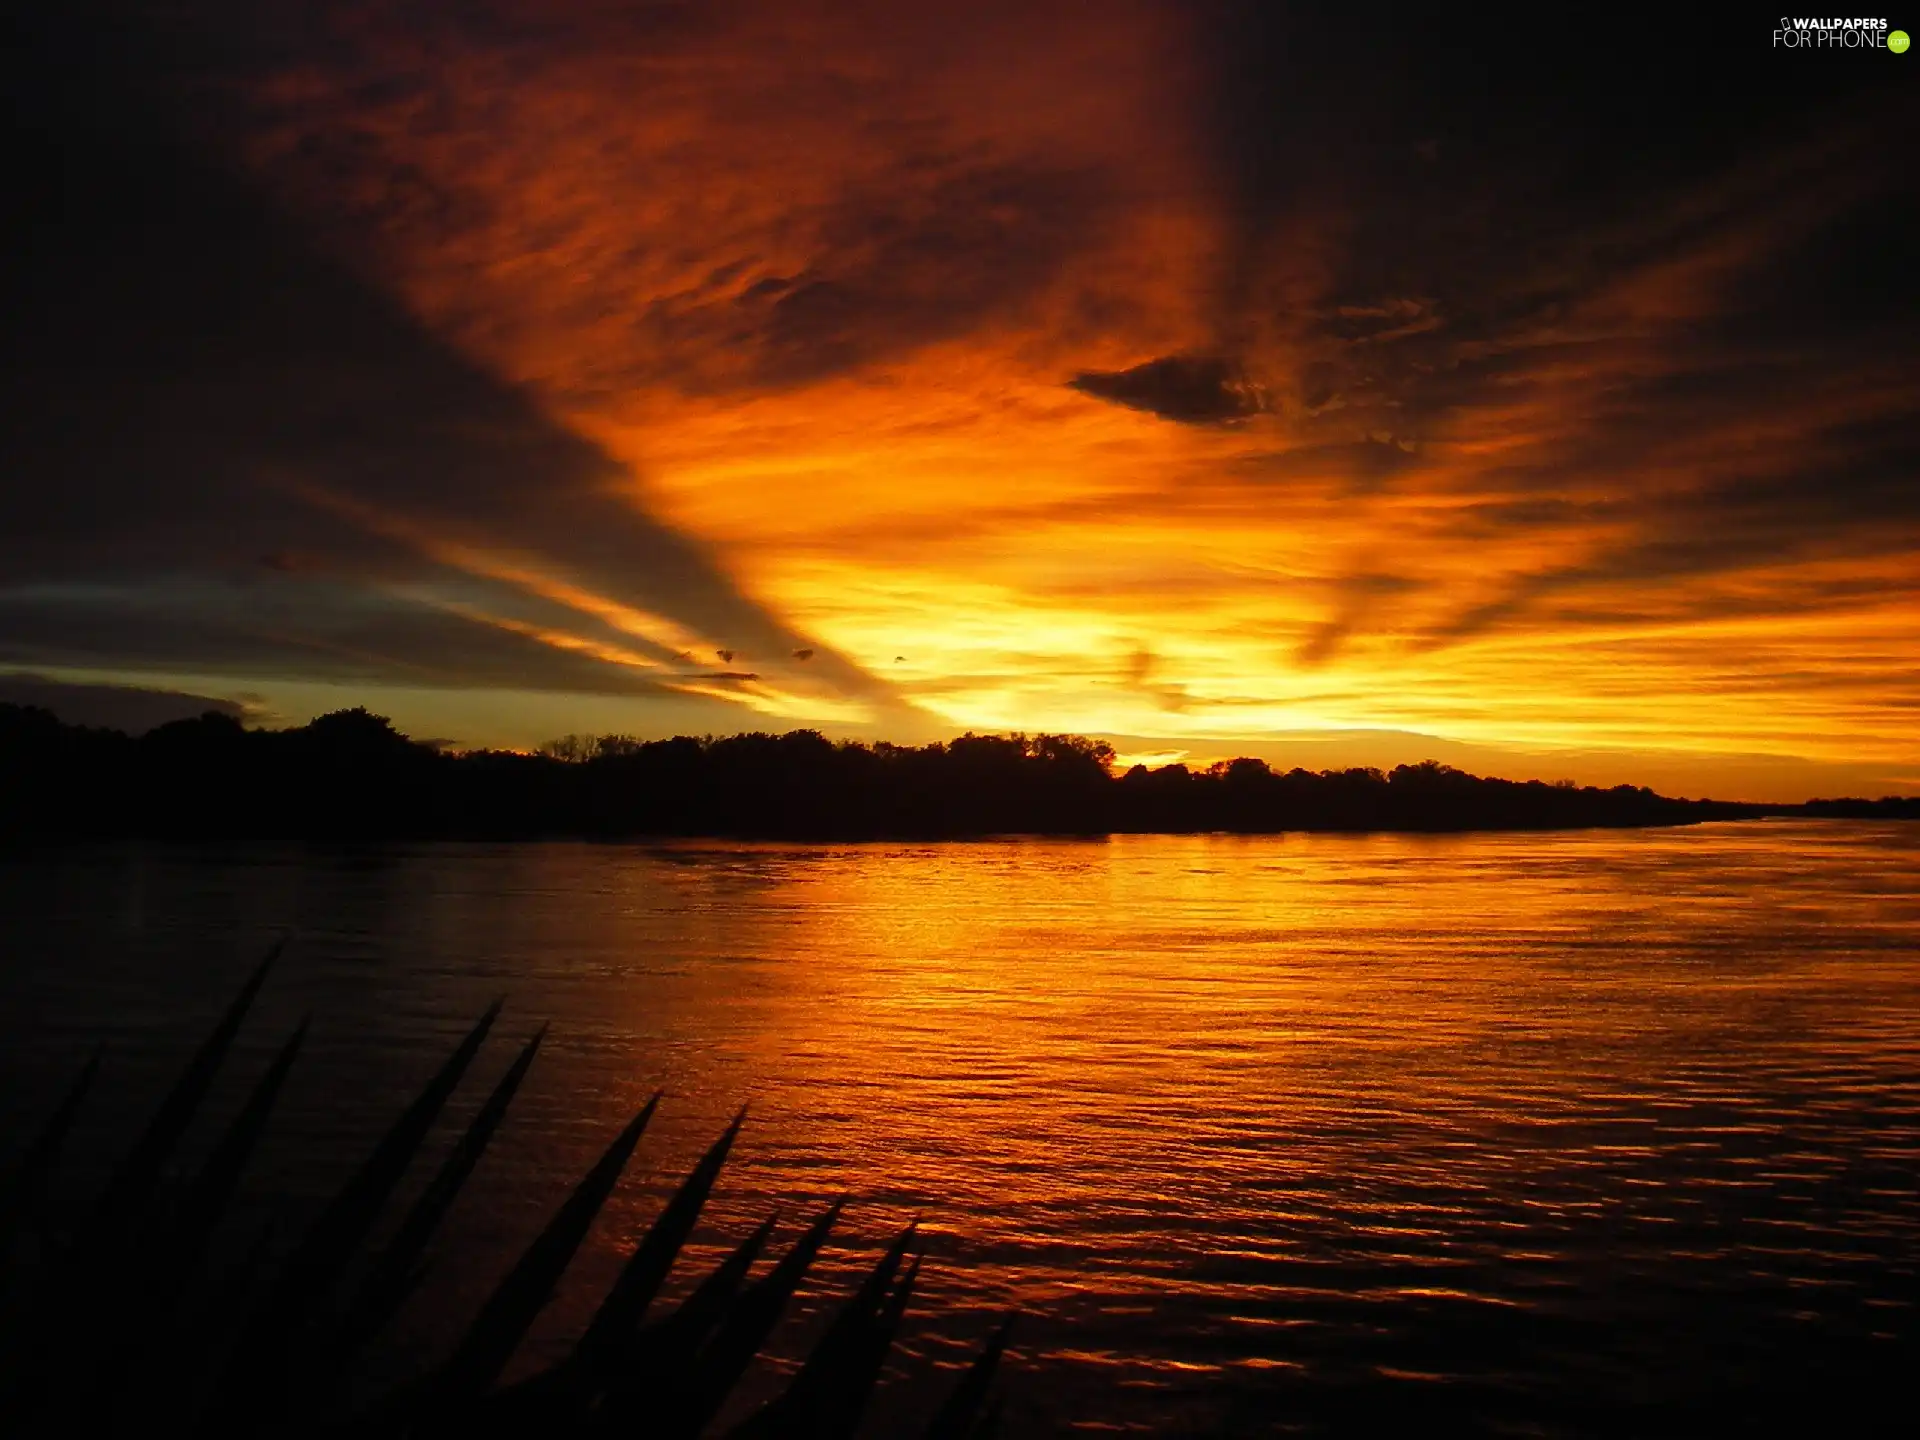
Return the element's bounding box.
[3,703,1913,842]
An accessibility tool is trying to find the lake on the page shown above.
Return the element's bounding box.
[2,821,1917,1434]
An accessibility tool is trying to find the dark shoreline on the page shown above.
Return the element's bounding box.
[4,703,1914,844]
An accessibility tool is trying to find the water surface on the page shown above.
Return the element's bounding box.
[3,821,1917,1433]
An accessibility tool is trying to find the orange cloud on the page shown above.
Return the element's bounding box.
[128,0,1920,796]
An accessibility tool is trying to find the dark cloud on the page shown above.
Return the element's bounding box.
[1120,646,1190,713]
[1190,9,1917,458]
[1069,355,1266,425]
[1294,573,1423,668]
[191,2,1129,401]
[677,160,1113,391]
[0,582,690,698]
[0,26,901,715]
[1423,471,1920,652]
[1216,28,1920,661]
[1234,440,1421,493]
[0,673,252,733]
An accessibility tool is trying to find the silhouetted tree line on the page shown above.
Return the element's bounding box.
[3,702,1894,842]
[1798,795,1920,819]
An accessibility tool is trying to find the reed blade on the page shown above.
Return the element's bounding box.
[85,1020,306,1431]
[13,1021,304,1438]
[644,1210,780,1360]
[434,1090,660,1404]
[654,1198,844,1440]
[925,1313,1016,1440]
[814,1252,923,1439]
[0,1043,101,1263]
[209,998,502,1425]
[596,1212,779,1432]
[273,997,502,1295]
[800,1221,917,1374]
[883,1256,921,1334]
[334,1023,546,1363]
[0,1047,102,1426]
[731,1224,920,1440]
[156,1016,308,1298]
[2,949,279,1431]
[93,938,282,1231]
[570,1107,747,1380]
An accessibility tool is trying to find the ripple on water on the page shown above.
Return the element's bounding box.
[0,821,1917,1434]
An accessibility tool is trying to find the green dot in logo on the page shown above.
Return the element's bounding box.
[1892,29,1912,52]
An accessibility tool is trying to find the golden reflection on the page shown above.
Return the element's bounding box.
[256,821,1904,1426]
[4,827,1915,1428]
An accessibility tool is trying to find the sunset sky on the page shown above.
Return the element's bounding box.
[3,5,1916,799]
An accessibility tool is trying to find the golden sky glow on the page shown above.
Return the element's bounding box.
[4,3,1916,799]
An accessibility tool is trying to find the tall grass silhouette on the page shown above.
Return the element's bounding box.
[0,943,1010,1437]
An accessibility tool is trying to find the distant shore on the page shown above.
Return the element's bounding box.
[3,703,1915,843]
